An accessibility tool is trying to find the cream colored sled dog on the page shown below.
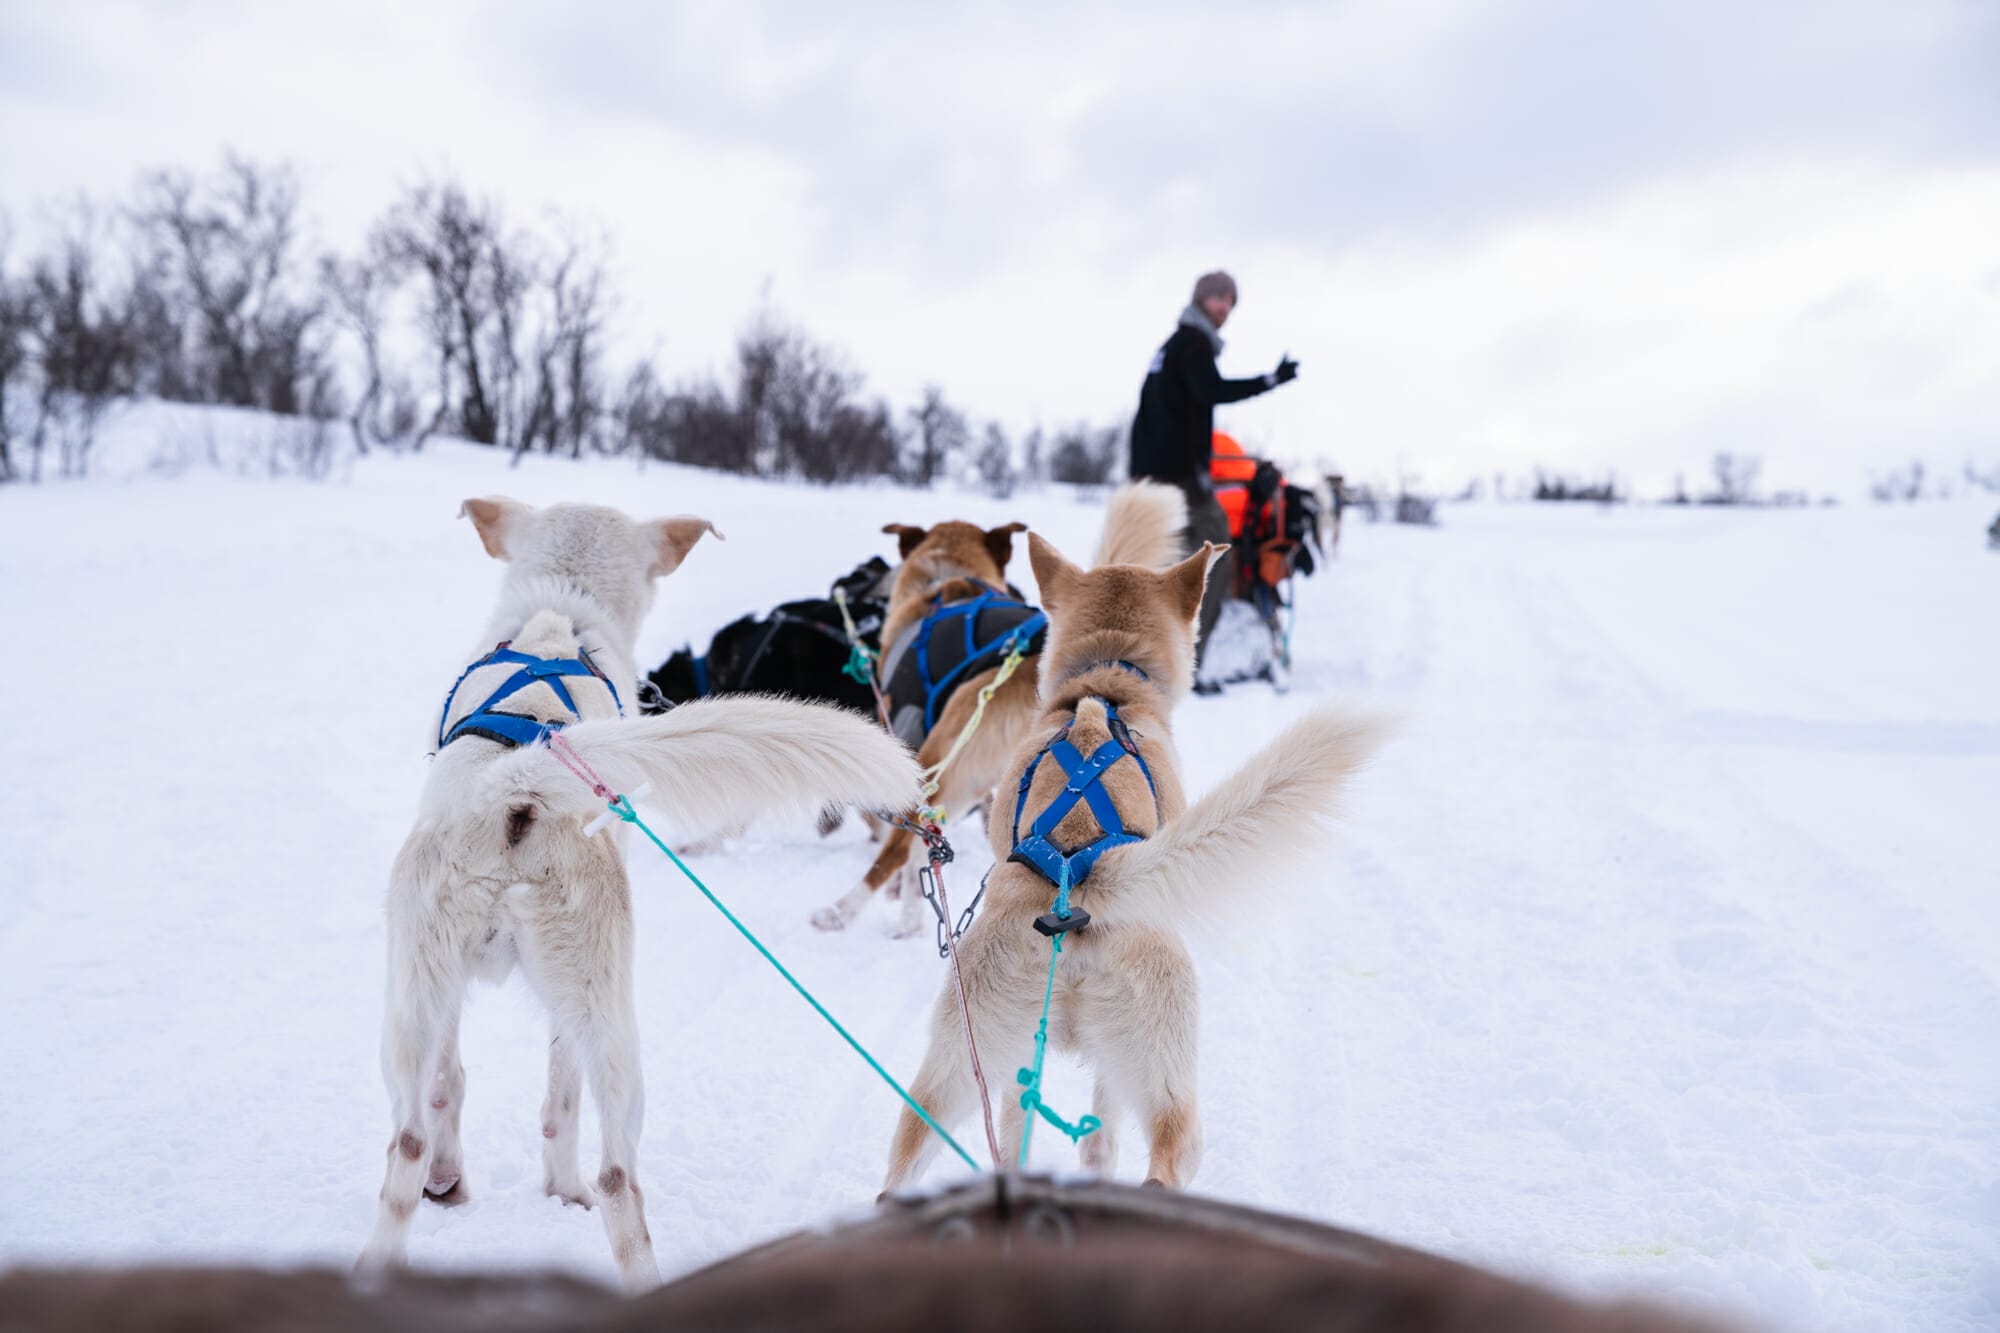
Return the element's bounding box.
[357,497,921,1290]
[882,531,1387,1192]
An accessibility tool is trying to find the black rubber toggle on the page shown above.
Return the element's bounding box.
[1033,908,1091,937]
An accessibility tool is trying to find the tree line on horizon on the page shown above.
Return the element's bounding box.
[0,152,1124,489]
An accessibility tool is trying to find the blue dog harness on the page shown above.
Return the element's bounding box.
[883,586,1047,748]
[436,642,624,750]
[1007,668,1160,917]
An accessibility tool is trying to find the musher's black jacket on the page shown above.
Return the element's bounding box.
[1128,324,1274,483]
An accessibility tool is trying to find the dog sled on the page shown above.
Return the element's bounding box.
[0,1178,1704,1330]
[1206,433,1325,692]
[644,556,895,715]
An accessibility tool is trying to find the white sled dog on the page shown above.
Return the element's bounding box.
[358,497,921,1290]
[882,531,1388,1192]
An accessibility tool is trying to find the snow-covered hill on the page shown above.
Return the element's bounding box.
[2,412,1994,1330]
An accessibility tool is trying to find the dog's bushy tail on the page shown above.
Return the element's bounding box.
[1092,480,1188,570]
[482,696,922,838]
[1081,709,1392,934]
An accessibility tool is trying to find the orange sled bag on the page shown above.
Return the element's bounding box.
[1210,432,1258,537]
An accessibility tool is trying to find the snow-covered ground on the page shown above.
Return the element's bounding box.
[2,414,1995,1330]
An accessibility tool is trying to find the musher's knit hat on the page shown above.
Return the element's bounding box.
[1192,270,1238,305]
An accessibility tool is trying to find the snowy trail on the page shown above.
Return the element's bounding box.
[1,440,1994,1330]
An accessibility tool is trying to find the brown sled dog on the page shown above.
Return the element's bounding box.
[811,483,1188,935]
[881,531,1388,1191]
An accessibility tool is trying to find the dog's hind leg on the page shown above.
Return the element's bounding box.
[576,996,659,1291]
[814,823,915,931]
[360,1003,444,1273]
[1089,1042,1200,1188]
[524,904,656,1280]
[997,1081,1027,1168]
[1079,1079,1122,1178]
[515,854,655,1286]
[883,942,1036,1190]
[358,844,465,1275]
[422,1014,468,1203]
[1134,1001,1204,1188]
[1139,1088,1202,1190]
[1088,934,1200,1189]
[882,1041,977,1193]
[529,863,659,1290]
[540,1030,591,1208]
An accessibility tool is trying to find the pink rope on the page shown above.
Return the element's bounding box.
[546,732,612,800]
[923,837,1003,1171]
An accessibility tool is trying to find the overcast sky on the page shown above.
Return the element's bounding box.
[3,0,1997,493]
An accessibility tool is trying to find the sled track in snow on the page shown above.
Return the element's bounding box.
[1,463,1994,1330]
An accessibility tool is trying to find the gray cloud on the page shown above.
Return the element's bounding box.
[476,0,2000,273]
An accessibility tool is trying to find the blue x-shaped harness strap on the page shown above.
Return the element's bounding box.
[436,644,624,751]
[1008,701,1158,893]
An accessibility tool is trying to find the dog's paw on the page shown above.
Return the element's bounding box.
[544,1179,595,1210]
[352,1249,400,1289]
[424,1171,469,1205]
[811,904,853,931]
[888,919,927,940]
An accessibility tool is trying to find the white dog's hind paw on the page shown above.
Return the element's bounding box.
[352,1243,402,1286]
[424,1170,468,1204]
[814,883,872,931]
[617,1248,662,1293]
[544,1178,595,1210]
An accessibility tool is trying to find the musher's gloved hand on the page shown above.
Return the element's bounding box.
[1272,354,1300,385]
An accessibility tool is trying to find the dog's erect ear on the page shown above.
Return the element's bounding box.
[882,523,929,559]
[647,515,723,577]
[1167,542,1228,621]
[984,522,1029,573]
[460,497,534,560]
[1026,531,1082,612]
